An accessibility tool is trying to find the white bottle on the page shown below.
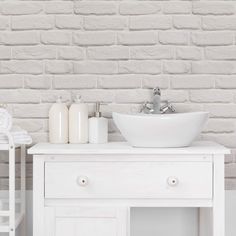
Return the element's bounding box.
[49,96,68,144]
[69,95,88,144]
[89,102,108,144]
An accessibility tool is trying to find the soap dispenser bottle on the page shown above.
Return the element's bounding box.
[49,96,69,144]
[69,95,88,144]
[89,102,108,144]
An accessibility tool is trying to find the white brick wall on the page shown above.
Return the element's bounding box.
[0,0,235,189]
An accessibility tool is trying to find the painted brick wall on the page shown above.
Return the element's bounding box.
[0,0,236,189]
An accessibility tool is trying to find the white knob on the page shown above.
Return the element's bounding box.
[167,177,179,187]
[77,176,89,187]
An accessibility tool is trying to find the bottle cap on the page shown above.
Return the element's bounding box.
[74,95,82,103]
[94,102,101,118]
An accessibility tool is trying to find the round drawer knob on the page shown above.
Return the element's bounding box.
[77,176,89,187]
[167,177,179,187]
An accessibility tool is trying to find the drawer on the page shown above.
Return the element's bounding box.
[45,162,212,199]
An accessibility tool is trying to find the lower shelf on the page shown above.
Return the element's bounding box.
[0,212,24,232]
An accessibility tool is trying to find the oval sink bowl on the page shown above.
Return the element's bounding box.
[113,112,209,148]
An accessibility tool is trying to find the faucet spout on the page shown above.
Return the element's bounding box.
[152,87,161,114]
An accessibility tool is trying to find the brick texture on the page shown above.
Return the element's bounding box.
[0,0,235,190]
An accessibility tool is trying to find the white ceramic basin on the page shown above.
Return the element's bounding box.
[113,112,209,148]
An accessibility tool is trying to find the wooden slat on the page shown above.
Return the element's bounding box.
[0,178,32,190]
[0,149,32,163]
[0,163,32,178]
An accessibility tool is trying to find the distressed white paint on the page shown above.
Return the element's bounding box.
[29,141,228,236]
[13,191,236,236]
[28,141,229,155]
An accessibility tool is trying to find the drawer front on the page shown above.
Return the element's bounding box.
[45,162,212,199]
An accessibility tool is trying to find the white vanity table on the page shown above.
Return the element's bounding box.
[28,141,230,236]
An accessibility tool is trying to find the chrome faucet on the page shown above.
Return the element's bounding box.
[141,87,175,114]
[153,87,161,114]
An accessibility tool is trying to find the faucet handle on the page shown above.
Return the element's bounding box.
[161,101,175,113]
[140,102,147,113]
[168,103,175,113]
[153,87,161,96]
[140,102,153,114]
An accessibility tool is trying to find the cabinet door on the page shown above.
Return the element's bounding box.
[44,206,129,236]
